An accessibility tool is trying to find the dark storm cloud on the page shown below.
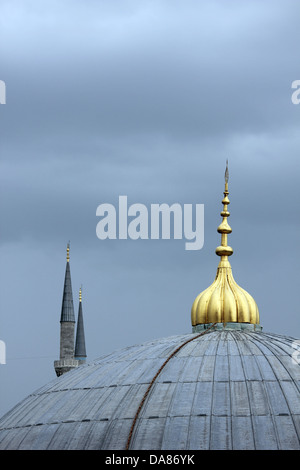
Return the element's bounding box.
[1,0,299,143]
[0,0,299,257]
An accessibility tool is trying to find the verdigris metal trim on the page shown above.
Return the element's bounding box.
[192,322,263,333]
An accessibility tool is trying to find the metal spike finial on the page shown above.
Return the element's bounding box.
[79,285,82,303]
[215,161,233,259]
[225,159,229,183]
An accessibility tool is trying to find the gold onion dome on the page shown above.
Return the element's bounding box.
[191,161,260,327]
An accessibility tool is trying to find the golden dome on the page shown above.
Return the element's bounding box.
[191,162,259,327]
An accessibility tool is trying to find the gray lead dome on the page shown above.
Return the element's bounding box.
[0,328,299,450]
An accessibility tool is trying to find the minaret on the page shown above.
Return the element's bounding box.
[191,161,260,331]
[54,244,79,376]
[75,287,87,364]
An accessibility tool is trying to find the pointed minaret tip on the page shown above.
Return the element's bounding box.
[75,285,87,363]
[60,242,75,323]
[67,242,70,262]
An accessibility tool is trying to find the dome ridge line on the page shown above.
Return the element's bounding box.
[125,322,217,450]
[245,332,299,384]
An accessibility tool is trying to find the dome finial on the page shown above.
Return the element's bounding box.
[215,160,233,260]
[191,162,260,328]
[225,158,229,183]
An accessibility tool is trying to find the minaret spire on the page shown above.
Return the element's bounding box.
[60,242,75,323]
[191,162,260,330]
[75,286,87,364]
[54,243,79,377]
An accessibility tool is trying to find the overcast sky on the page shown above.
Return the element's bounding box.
[0,0,299,417]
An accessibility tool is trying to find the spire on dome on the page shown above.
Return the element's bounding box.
[60,243,75,323]
[191,162,260,329]
[75,286,87,362]
[215,159,233,260]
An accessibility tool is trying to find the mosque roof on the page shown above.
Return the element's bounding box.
[0,327,299,450]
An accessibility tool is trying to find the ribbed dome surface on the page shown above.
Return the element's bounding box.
[0,329,299,450]
[191,261,260,325]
